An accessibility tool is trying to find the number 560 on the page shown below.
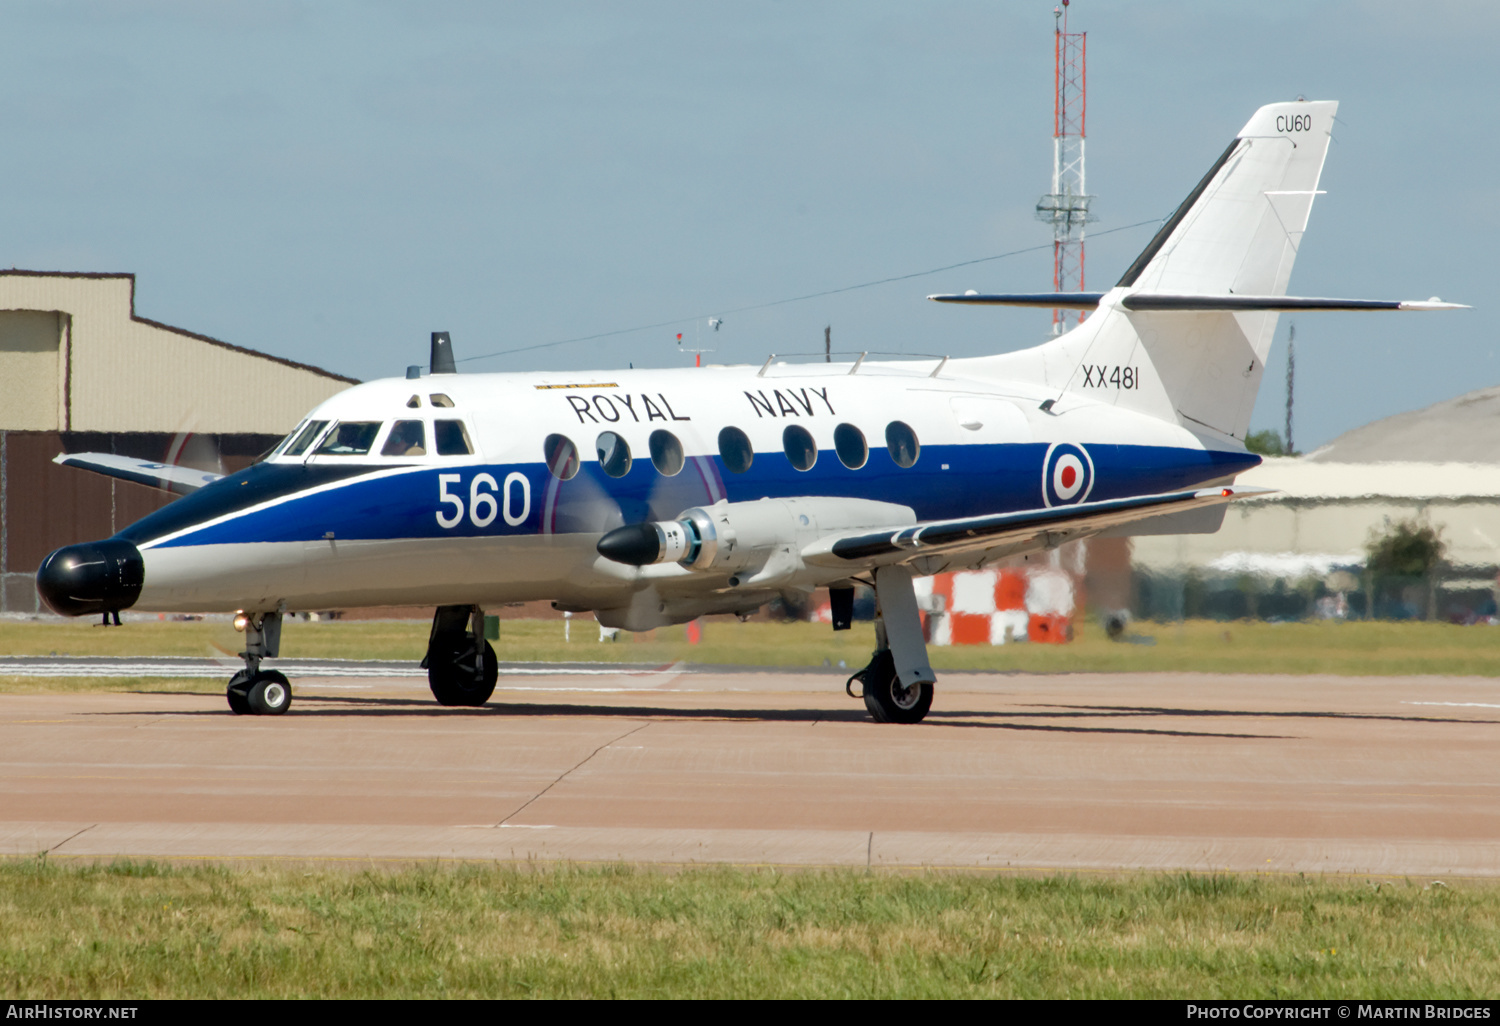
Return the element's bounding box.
[436,472,530,529]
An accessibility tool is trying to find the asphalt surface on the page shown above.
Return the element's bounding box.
[3,661,1499,875]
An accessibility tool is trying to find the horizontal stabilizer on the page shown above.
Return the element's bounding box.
[928,292,1105,309]
[1120,294,1468,313]
[54,453,223,495]
[806,484,1272,566]
[928,292,1467,312]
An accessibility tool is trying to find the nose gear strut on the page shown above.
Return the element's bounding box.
[226,610,291,716]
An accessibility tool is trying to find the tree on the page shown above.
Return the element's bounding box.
[1244,429,1286,456]
[1365,518,1445,578]
[1365,518,1446,619]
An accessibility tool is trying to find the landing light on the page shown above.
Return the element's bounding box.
[233,611,249,633]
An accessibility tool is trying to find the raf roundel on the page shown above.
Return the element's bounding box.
[1042,442,1095,507]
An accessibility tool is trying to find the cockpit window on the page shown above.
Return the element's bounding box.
[406,395,421,409]
[434,419,473,456]
[314,421,383,456]
[284,420,330,457]
[381,420,427,456]
[429,394,455,408]
[269,422,304,458]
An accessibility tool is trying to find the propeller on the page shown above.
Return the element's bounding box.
[538,426,727,538]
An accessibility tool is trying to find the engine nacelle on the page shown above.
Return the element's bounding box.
[596,497,914,583]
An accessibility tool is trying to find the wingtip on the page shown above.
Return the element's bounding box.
[1397,301,1471,311]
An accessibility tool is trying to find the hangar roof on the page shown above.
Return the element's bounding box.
[0,271,356,435]
[1305,384,1500,465]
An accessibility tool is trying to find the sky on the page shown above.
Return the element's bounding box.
[1,1,1494,450]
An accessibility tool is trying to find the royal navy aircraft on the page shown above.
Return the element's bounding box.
[36,100,1463,722]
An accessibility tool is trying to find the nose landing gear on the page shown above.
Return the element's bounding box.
[227,611,291,716]
[227,668,292,716]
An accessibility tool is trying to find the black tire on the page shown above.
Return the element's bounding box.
[226,670,252,715]
[861,650,934,724]
[428,639,498,707]
[246,670,292,716]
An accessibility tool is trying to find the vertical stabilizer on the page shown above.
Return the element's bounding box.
[978,100,1336,442]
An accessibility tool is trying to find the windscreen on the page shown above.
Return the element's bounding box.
[314,421,383,456]
[284,420,330,457]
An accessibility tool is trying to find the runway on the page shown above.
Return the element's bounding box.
[3,661,1499,876]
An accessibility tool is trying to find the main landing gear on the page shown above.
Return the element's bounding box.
[227,611,291,716]
[842,565,937,724]
[423,604,497,707]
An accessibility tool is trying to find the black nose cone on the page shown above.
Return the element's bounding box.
[36,539,144,617]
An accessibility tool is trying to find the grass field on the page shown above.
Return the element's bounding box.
[1,859,1495,999]
[3,617,1500,690]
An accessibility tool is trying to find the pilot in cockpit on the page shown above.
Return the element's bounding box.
[382,420,427,457]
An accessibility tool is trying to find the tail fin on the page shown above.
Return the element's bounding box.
[1116,99,1335,296]
[978,100,1337,441]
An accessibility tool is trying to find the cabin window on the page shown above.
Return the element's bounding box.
[381,420,427,456]
[596,431,632,478]
[434,420,473,456]
[833,423,868,470]
[406,395,421,409]
[649,430,684,477]
[718,426,753,474]
[429,393,455,408]
[284,420,329,457]
[783,424,817,472]
[544,434,580,480]
[315,421,383,456]
[886,421,920,468]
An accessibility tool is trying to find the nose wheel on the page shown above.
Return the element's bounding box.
[226,610,291,716]
[226,669,292,716]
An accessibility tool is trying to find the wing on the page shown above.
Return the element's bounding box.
[53,453,224,495]
[803,484,1271,570]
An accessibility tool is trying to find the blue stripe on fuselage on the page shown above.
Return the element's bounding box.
[144,444,1259,548]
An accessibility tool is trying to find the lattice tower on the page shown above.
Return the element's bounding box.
[1035,1,1095,334]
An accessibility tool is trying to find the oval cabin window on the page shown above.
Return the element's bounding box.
[833,423,868,469]
[596,431,632,478]
[783,424,817,472]
[544,434,580,480]
[885,421,920,468]
[718,426,753,474]
[649,430,684,477]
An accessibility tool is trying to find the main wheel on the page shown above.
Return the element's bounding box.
[226,669,252,715]
[246,670,292,716]
[861,650,934,724]
[427,639,498,707]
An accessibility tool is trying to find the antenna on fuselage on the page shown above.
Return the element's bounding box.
[431,331,457,374]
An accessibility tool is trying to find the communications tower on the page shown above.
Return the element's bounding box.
[1036,0,1094,334]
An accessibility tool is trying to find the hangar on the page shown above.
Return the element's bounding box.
[1130,386,1500,621]
[0,271,356,612]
